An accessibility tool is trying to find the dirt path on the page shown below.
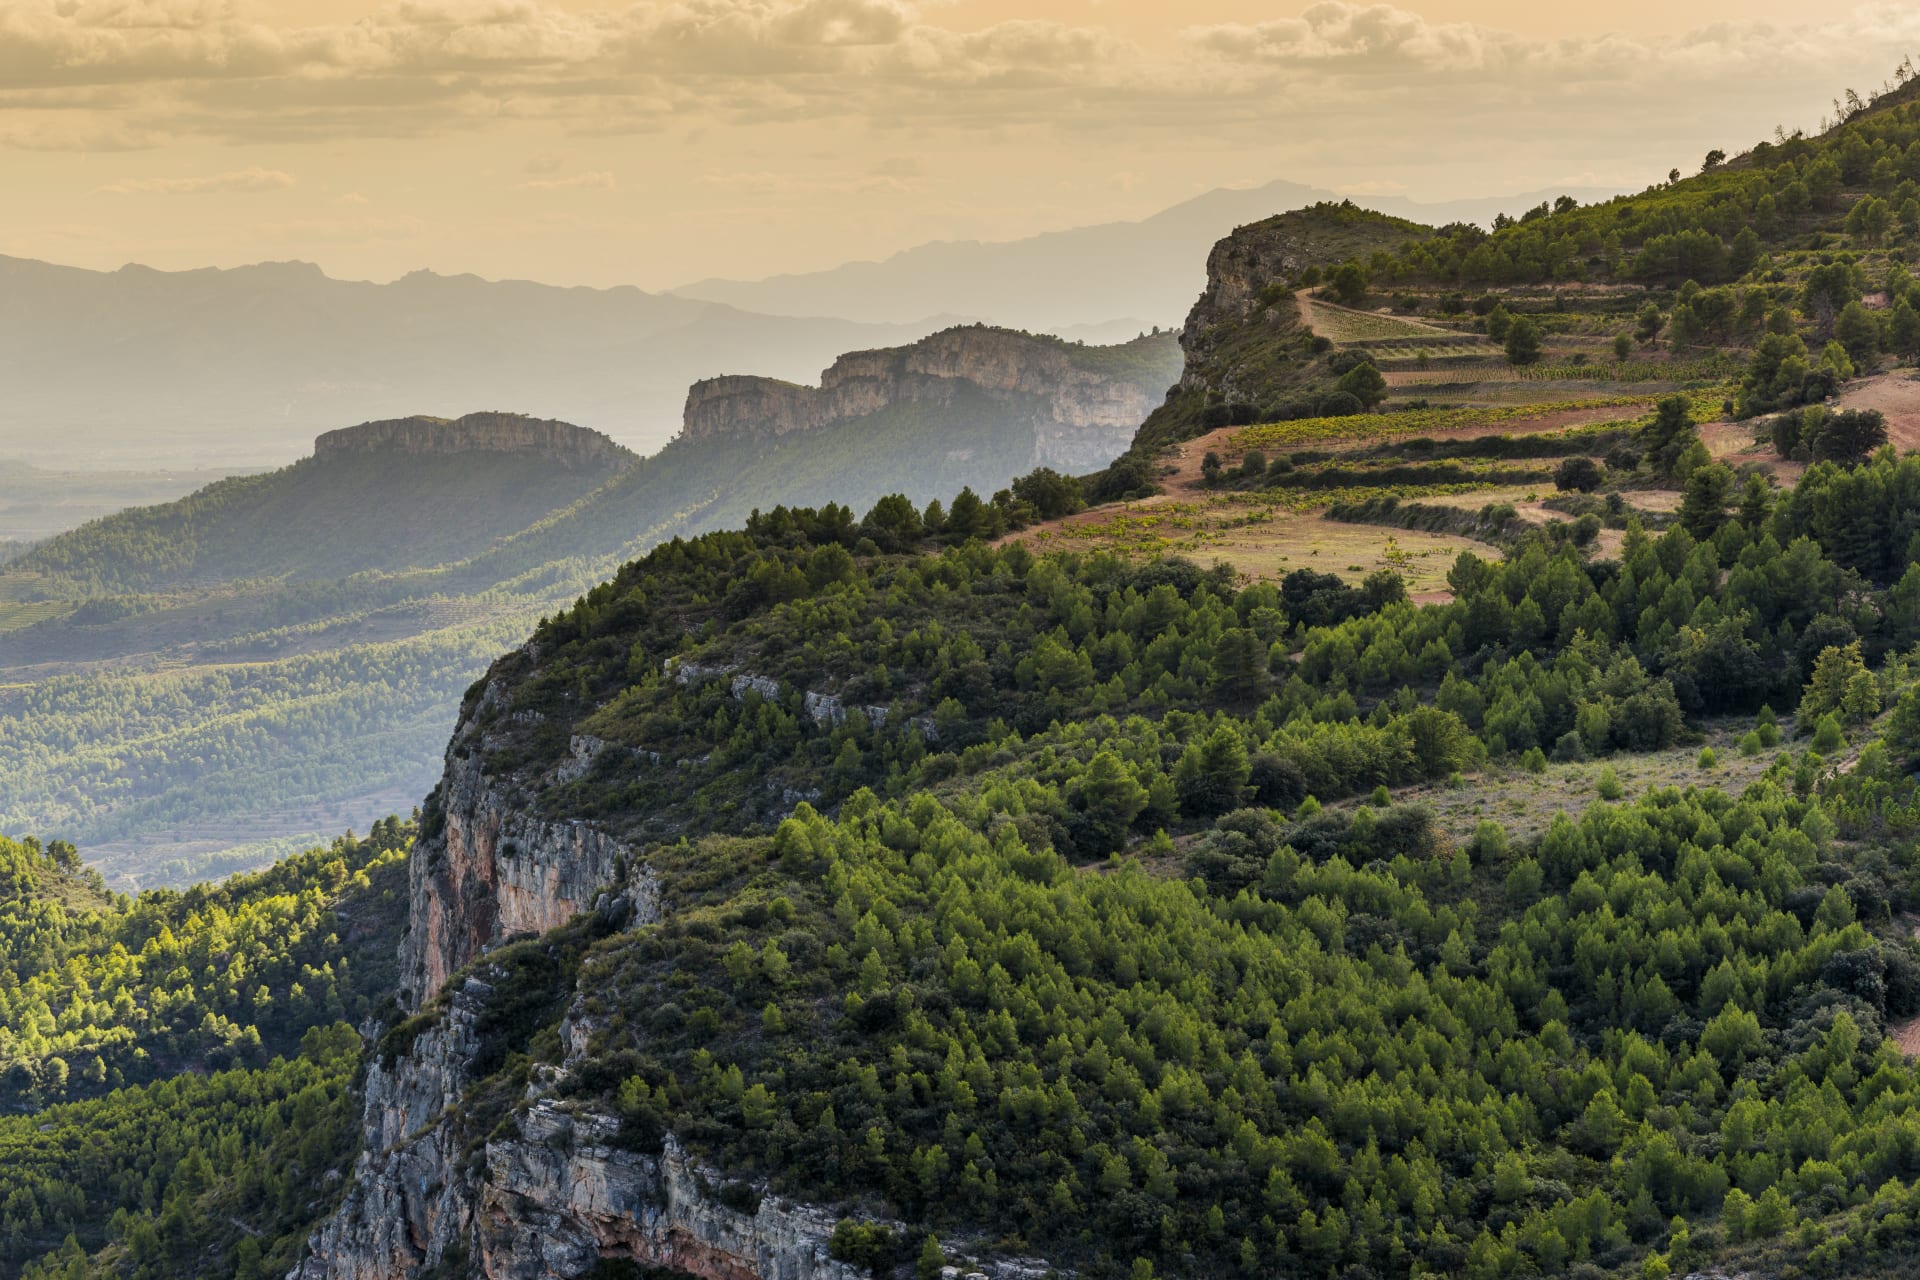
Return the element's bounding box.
[1294,289,1322,335]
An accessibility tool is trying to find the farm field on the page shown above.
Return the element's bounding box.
[1022,495,1491,593]
[1012,286,1766,595]
[1297,293,1461,344]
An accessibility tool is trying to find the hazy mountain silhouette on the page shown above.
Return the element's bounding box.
[672,179,1626,331]
[0,256,945,470]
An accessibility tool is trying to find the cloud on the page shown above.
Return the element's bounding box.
[0,0,1145,147]
[97,165,294,193]
[0,0,1917,155]
[517,169,615,190]
[1182,2,1920,88]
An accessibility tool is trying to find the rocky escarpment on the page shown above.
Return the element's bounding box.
[315,412,632,469]
[681,326,1178,473]
[294,975,490,1280]
[295,968,872,1280]
[299,627,1058,1280]
[1131,201,1432,453]
[400,666,644,1010]
[1177,202,1428,401]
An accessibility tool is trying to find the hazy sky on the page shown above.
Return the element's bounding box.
[3,0,1917,288]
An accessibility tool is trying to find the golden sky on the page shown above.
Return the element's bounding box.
[2,0,1914,288]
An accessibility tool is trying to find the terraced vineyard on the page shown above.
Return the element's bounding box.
[1016,269,1768,601]
[1299,296,1462,345]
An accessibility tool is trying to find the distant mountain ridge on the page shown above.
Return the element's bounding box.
[9,414,637,592]
[671,178,1625,331]
[681,326,1179,471]
[0,325,1179,876]
[313,412,628,467]
[0,255,940,470]
[0,180,1618,475]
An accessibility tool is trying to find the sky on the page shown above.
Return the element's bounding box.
[3,0,1918,289]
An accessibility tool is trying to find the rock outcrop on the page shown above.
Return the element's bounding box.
[296,644,897,1280]
[680,326,1178,473]
[294,975,491,1280]
[294,972,867,1280]
[400,671,642,1010]
[1132,201,1431,451]
[298,627,1056,1280]
[315,413,631,469]
[479,1112,865,1280]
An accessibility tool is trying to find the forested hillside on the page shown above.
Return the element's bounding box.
[10,417,634,595]
[275,65,1920,1280]
[316,460,1920,1280]
[0,822,411,1280]
[18,59,1920,1280]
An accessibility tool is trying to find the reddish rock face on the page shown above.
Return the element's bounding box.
[399,675,637,1011]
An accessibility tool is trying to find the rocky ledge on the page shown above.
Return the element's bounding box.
[680,326,1176,472]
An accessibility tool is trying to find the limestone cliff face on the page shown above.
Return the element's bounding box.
[681,326,1177,473]
[294,642,903,1280]
[315,412,632,469]
[1132,202,1429,452]
[293,972,866,1280]
[1172,221,1314,406]
[479,1112,866,1280]
[298,631,1057,1280]
[294,976,489,1280]
[399,664,640,1011]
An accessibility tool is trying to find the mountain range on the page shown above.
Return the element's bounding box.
[0,179,1617,479]
[10,67,1920,1280]
[0,255,943,470]
[671,179,1625,333]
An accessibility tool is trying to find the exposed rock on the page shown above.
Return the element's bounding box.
[681,326,1175,472]
[554,735,611,784]
[315,412,631,469]
[801,690,892,730]
[732,673,783,702]
[291,975,490,1280]
[670,658,737,686]
[1171,222,1316,410]
[299,638,1032,1280]
[401,684,643,1010]
[671,659,935,741]
[295,980,874,1280]
[480,1114,866,1280]
[1134,202,1430,451]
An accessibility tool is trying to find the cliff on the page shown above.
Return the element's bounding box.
[680,326,1179,473]
[1127,201,1432,455]
[296,631,1051,1280]
[398,658,644,1010]
[295,971,872,1280]
[315,413,633,469]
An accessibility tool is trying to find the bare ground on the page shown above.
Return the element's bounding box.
[1837,369,1920,450]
